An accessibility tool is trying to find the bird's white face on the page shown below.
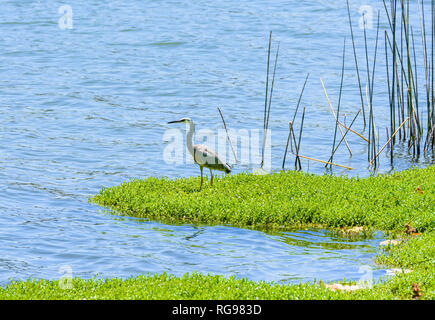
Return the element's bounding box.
[179,117,191,123]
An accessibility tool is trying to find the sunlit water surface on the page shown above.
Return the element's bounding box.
[1,0,429,285]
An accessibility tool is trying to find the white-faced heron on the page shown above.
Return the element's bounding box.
[167,117,231,189]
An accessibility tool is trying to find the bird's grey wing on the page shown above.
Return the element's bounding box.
[193,144,231,172]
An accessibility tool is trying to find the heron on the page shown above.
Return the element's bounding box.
[167,117,231,190]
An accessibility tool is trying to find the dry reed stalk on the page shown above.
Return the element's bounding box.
[337,120,369,143]
[217,107,237,165]
[329,38,346,168]
[369,117,409,165]
[294,107,306,171]
[320,78,352,156]
[290,152,354,170]
[282,121,295,170]
[326,110,361,165]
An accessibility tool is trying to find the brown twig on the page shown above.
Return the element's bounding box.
[290,152,354,170]
[369,117,409,165]
[321,78,353,156]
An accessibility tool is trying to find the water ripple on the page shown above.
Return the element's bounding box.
[0,0,414,286]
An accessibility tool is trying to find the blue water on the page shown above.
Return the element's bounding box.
[1,0,431,286]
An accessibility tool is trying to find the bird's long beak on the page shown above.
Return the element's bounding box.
[168,120,182,124]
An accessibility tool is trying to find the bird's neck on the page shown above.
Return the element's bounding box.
[186,121,195,157]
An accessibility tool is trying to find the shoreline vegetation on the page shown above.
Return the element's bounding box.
[90,166,434,233]
[1,166,433,300]
[2,0,434,301]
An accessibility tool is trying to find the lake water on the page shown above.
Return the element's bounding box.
[1,0,429,286]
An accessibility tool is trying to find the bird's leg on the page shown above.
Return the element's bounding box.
[209,169,213,186]
[200,166,203,190]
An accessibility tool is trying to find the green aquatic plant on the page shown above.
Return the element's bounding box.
[91,166,435,233]
[1,231,433,300]
[1,166,433,300]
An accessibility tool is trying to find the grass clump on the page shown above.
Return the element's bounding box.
[1,232,433,300]
[374,232,435,300]
[1,231,433,300]
[0,272,421,300]
[91,166,435,233]
[0,273,347,300]
[2,167,433,300]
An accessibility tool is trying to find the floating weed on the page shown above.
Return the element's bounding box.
[6,167,431,300]
[91,166,435,233]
